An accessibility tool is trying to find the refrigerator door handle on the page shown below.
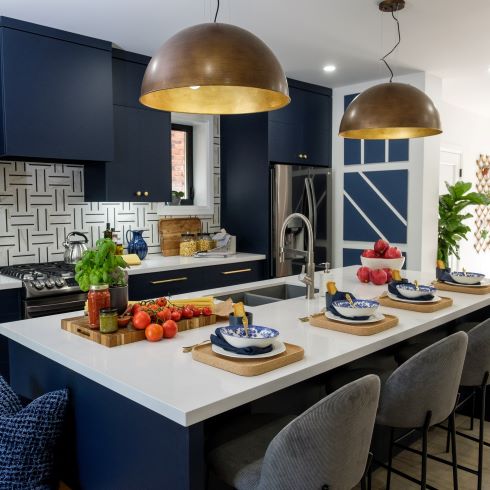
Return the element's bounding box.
[308,176,318,242]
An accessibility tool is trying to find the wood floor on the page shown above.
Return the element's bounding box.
[356,415,489,490]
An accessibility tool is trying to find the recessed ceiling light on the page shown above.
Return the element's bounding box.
[190,86,201,90]
[323,65,336,73]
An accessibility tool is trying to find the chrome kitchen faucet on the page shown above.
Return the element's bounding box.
[279,213,315,299]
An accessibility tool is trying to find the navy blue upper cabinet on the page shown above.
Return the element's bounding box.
[269,80,332,167]
[84,49,171,202]
[0,17,113,162]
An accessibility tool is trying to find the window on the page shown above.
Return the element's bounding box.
[171,124,194,204]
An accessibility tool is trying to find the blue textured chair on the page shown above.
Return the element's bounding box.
[372,332,468,490]
[0,376,68,489]
[208,374,380,490]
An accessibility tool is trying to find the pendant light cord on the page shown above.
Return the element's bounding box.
[213,0,220,22]
[380,8,401,83]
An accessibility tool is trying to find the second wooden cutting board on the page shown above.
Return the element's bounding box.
[159,218,201,256]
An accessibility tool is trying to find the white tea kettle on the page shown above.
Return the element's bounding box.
[63,232,88,264]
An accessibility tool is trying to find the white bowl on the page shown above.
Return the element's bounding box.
[360,256,405,270]
[396,284,435,299]
[450,272,485,285]
[219,326,280,349]
[332,299,379,318]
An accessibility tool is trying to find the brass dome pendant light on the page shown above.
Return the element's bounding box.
[140,0,290,115]
[339,0,442,140]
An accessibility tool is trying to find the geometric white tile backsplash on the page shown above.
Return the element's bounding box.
[0,122,221,266]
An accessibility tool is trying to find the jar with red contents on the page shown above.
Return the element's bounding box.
[87,284,111,329]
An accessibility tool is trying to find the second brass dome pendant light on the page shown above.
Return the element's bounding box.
[339,0,442,140]
[140,0,290,115]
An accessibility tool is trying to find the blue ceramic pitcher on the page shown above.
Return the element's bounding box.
[126,229,148,260]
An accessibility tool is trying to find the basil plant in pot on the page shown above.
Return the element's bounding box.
[75,238,129,314]
[438,181,490,267]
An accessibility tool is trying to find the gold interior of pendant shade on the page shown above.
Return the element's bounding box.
[140,23,290,115]
[339,82,442,140]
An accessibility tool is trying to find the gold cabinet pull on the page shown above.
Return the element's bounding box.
[143,191,149,197]
[136,191,142,197]
[150,277,188,285]
[221,268,252,275]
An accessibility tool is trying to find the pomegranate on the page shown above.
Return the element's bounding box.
[384,246,402,259]
[374,239,389,255]
[361,249,377,258]
[356,266,371,283]
[383,268,393,283]
[369,269,388,285]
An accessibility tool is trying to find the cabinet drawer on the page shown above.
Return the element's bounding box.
[127,260,266,301]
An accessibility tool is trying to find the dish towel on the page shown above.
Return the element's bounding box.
[436,267,481,286]
[210,328,274,355]
[388,280,435,301]
[326,291,371,321]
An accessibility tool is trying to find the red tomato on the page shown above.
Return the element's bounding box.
[361,249,377,258]
[202,306,213,316]
[356,266,371,283]
[192,307,202,316]
[162,320,178,338]
[145,323,164,342]
[181,307,193,319]
[374,239,389,255]
[133,311,151,330]
[131,303,142,315]
[171,310,182,322]
[157,308,172,322]
[156,297,168,307]
[369,268,388,286]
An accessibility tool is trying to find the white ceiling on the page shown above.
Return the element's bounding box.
[2,0,490,116]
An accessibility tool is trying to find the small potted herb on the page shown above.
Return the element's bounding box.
[171,190,185,205]
[75,238,129,314]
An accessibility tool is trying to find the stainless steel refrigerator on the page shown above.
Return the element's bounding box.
[271,164,332,277]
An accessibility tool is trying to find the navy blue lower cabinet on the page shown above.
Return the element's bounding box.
[0,288,22,381]
[128,261,266,301]
[8,341,205,490]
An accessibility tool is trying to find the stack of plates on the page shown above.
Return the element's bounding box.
[387,292,441,304]
[212,341,286,359]
[442,278,489,288]
[325,311,385,324]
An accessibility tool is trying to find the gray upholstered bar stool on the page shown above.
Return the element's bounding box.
[442,318,490,490]
[208,375,380,490]
[372,332,468,490]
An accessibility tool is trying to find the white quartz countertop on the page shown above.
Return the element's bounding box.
[0,276,22,291]
[0,266,488,427]
[126,252,266,275]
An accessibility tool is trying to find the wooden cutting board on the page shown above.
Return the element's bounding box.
[378,294,453,312]
[159,218,201,256]
[62,314,217,347]
[61,316,146,347]
[309,313,398,336]
[433,281,490,295]
[192,343,304,376]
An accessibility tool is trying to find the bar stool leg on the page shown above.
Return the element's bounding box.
[386,428,395,490]
[471,388,476,431]
[449,410,459,490]
[477,383,487,490]
[421,411,432,490]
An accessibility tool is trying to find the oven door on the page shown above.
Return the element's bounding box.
[23,292,87,319]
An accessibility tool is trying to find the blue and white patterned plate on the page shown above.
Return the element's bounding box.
[387,291,441,304]
[212,341,286,359]
[219,325,280,349]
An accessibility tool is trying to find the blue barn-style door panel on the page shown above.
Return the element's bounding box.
[343,170,408,244]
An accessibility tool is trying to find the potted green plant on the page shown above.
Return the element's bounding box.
[438,181,490,266]
[75,238,129,314]
[171,190,185,205]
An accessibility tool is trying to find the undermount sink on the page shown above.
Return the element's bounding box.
[215,284,318,307]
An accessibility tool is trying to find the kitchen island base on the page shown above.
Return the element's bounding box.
[8,341,205,490]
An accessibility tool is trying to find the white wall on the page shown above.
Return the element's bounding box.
[332,72,442,272]
[439,100,490,275]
